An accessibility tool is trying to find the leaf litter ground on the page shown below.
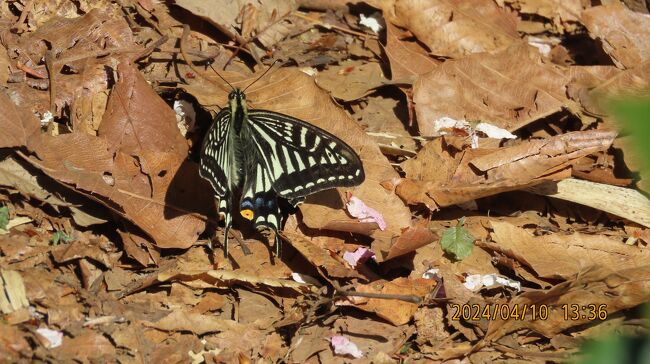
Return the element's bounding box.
[0,0,649,363]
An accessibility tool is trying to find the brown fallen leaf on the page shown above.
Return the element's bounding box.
[384,22,438,83]
[340,277,436,325]
[283,230,363,279]
[53,332,116,362]
[383,223,437,260]
[50,232,116,268]
[143,310,253,335]
[383,0,520,59]
[0,92,40,149]
[358,94,418,156]
[315,60,387,101]
[397,130,616,208]
[413,43,576,136]
[503,0,584,33]
[237,289,283,329]
[8,9,135,118]
[485,264,650,340]
[175,0,298,54]
[567,62,650,118]
[24,126,207,250]
[582,3,650,69]
[334,316,410,358]
[0,324,31,360]
[488,220,650,280]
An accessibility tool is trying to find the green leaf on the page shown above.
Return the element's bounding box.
[50,230,74,246]
[0,206,8,231]
[440,217,474,261]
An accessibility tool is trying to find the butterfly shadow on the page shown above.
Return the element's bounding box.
[164,159,218,236]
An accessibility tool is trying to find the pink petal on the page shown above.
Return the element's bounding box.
[346,196,386,230]
[343,247,375,267]
[331,335,363,358]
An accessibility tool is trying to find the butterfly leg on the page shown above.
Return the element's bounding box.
[218,192,233,257]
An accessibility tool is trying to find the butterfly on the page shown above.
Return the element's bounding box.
[199,83,365,256]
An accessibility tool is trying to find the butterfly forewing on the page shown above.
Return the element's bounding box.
[246,110,365,202]
[199,109,232,197]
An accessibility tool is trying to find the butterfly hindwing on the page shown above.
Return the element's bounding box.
[239,160,283,255]
[246,110,365,202]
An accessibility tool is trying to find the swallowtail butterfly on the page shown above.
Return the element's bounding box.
[199,83,365,256]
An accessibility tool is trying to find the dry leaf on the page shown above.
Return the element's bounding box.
[488,220,650,279]
[398,130,615,208]
[582,3,650,69]
[413,43,575,136]
[315,61,386,101]
[384,22,438,82]
[386,0,520,58]
[485,265,650,340]
[341,277,436,325]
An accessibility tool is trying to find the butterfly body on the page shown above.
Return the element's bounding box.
[200,88,364,256]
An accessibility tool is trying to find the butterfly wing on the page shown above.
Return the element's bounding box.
[239,160,283,255]
[199,108,232,197]
[199,109,234,255]
[245,110,365,203]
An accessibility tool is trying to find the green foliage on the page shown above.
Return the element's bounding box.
[570,97,650,364]
[569,304,650,364]
[0,206,8,230]
[608,97,650,173]
[440,217,475,261]
[50,230,74,246]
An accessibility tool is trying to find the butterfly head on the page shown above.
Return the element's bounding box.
[228,88,246,101]
[229,88,248,119]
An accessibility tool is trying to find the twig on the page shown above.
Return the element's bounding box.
[11,0,33,33]
[332,281,422,304]
[179,24,230,93]
[292,11,378,39]
[492,343,575,360]
[44,51,57,113]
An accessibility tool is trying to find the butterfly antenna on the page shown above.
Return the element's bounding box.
[243,59,280,92]
[209,63,235,91]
